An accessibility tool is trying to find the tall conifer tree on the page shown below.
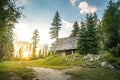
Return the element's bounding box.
[77,13,99,54]
[70,21,79,37]
[86,13,99,54]
[77,21,87,54]
[0,0,23,61]
[102,0,120,56]
[50,11,62,40]
[31,29,40,60]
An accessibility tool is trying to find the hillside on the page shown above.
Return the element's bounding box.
[26,53,120,80]
[0,53,120,80]
[28,53,120,69]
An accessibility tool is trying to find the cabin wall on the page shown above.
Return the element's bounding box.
[56,49,76,55]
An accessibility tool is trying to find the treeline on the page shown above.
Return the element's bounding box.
[16,29,51,60]
[77,0,120,57]
[0,0,23,61]
[50,0,120,57]
[17,29,54,60]
[0,0,119,61]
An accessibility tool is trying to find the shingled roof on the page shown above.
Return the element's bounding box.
[52,37,77,51]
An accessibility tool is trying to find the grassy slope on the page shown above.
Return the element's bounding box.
[66,67,120,80]
[27,54,85,69]
[0,61,34,80]
[27,54,120,80]
[0,54,120,80]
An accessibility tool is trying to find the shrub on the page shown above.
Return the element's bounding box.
[107,56,117,63]
[104,53,117,63]
[109,43,120,57]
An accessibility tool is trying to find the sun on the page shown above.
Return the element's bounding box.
[23,51,29,58]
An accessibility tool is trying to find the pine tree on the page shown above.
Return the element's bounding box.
[19,48,23,61]
[77,13,99,54]
[97,20,103,52]
[102,0,120,56]
[5,25,14,60]
[77,21,88,54]
[86,13,99,54]
[70,21,79,37]
[50,11,62,40]
[31,29,40,60]
[0,0,23,61]
[43,44,48,55]
[38,49,42,59]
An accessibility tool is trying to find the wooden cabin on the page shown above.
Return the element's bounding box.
[52,37,77,55]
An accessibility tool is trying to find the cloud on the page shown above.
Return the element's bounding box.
[62,19,73,30]
[70,0,76,6]
[19,0,28,4]
[57,19,73,38]
[78,1,97,14]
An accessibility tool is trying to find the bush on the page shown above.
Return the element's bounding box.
[103,51,120,69]
[104,53,117,63]
[109,43,120,57]
[106,56,117,63]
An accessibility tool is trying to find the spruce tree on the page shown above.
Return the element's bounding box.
[50,11,62,40]
[102,0,120,56]
[97,21,103,52]
[31,29,40,60]
[19,48,23,61]
[77,13,99,54]
[77,21,88,54]
[70,21,79,37]
[86,13,99,54]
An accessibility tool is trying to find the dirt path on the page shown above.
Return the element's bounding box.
[31,67,71,80]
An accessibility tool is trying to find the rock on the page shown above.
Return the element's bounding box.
[65,58,68,61]
[111,66,114,69]
[101,62,107,67]
[83,56,87,59]
[114,65,120,70]
[83,54,92,59]
[108,64,112,68]
[90,58,94,61]
[95,57,99,60]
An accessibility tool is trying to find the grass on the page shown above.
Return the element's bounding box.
[27,54,85,68]
[66,67,120,80]
[0,54,120,80]
[24,58,72,70]
[0,61,35,80]
[26,54,120,80]
[23,55,84,70]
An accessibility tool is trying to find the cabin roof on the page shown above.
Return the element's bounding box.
[52,37,77,51]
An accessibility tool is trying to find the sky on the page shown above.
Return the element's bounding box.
[14,0,110,46]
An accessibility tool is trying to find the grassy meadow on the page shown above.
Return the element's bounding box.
[0,54,120,80]
[0,61,35,80]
